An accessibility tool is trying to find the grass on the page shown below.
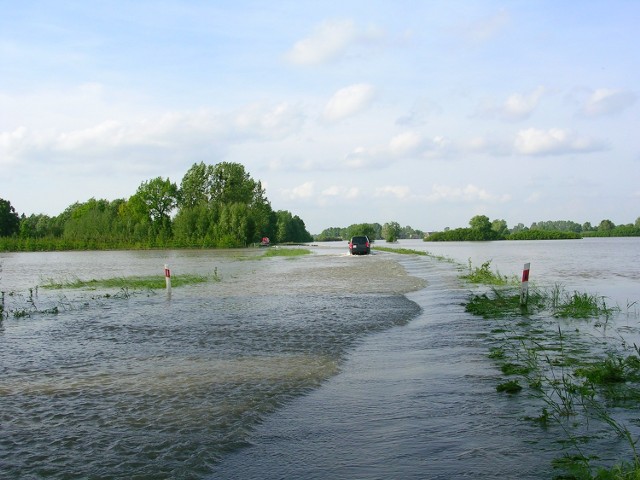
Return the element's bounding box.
[496,379,523,394]
[461,259,516,286]
[466,284,619,321]
[41,272,216,290]
[461,258,640,477]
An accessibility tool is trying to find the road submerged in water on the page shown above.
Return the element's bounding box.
[1,244,638,479]
[211,252,562,479]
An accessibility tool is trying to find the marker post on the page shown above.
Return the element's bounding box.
[520,262,530,306]
[164,264,172,294]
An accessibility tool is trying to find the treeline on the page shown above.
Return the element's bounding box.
[0,162,313,251]
[316,222,424,242]
[426,215,640,241]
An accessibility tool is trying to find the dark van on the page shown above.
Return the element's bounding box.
[348,236,371,255]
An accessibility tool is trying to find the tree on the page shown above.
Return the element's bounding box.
[346,223,378,240]
[382,221,401,242]
[19,214,59,238]
[491,219,508,237]
[178,162,215,208]
[0,198,20,237]
[598,219,615,231]
[469,215,492,234]
[210,162,256,205]
[132,177,178,226]
[275,210,312,243]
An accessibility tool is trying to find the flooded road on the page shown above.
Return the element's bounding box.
[1,239,639,478]
[1,248,422,478]
[211,254,560,479]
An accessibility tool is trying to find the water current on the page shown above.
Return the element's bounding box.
[1,238,639,479]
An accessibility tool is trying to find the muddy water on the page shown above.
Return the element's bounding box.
[211,255,560,479]
[1,240,638,479]
[0,249,422,479]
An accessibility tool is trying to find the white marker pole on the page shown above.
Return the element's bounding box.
[520,262,530,306]
[164,264,172,294]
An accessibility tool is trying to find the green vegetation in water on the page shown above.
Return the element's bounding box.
[496,379,523,394]
[469,301,639,476]
[465,284,619,320]
[261,248,311,258]
[507,230,581,240]
[459,256,640,477]
[465,289,532,318]
[461,259,516,286]
[553,290,617,319]
[42,272,216,290]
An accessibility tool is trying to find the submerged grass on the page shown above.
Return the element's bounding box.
[466,284,619,321]
[462,258,640,478]
[42,272,216,290]
[462,259,517,286]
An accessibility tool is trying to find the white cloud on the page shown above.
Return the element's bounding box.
[375,185,411,199]
[476,86,546,121]
[582,88,636,117]
[389,131,424,156]
[425,184,511,203]
[233,102,305,136]
[0,102,306,172]
[285,19,384,66]
[344,146,379,169]
[0,126,28,165]
[514,128,606,156]
[285,20,358,66]
[282,181,315,200]
[501,86,546,121]
[323,83,375,122]
[321,185,360,199]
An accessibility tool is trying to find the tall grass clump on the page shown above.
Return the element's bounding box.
[41,272,216,290]
[461,259,515,286]
[471,304,638,476]
[460,258,639,477]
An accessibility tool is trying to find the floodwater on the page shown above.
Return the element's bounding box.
[1,238,639,479]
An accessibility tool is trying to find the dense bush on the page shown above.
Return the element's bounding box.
[0,162,313,251]
[507,230,581,240]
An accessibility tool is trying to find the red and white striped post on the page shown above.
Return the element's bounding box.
[520,262,530,306]
[164,264,172,293]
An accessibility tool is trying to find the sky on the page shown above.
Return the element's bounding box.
[1,1,638,234]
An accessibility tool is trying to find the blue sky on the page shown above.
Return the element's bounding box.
[1,1,638,233]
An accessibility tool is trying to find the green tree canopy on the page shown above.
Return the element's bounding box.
[382,221,401,242]
[346,223,378,240]
[178,162,215,208]
[598,219,615,231]
[491,219,508,237]
[132,177,178,225]
[469,215,492,234]
[0,198,20,237]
